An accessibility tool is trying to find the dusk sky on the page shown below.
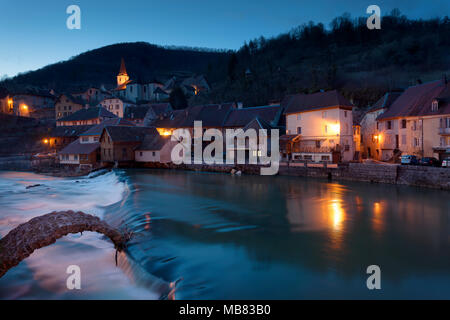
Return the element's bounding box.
[1,0,449,78]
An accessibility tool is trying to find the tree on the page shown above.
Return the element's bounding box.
[227,53,238,81]
[169,87,188,110]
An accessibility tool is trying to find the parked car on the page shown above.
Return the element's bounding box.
[419,157,441,167]
[401,155,419,165]
[442,158,450,168]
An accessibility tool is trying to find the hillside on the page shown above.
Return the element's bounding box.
[1,42,230,92]
[198,11,450,108]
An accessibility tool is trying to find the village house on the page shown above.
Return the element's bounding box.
[100,126,158,164]
[72,87,111,105]
[0,89,12,114]
[376,79,450,161]
[99,97,135,118]
[141,81,165,101]
[135,134,177,164]
[360,92,402,160]
[7,90,56,118]
[124,103,173,126]
[56,107,117,127]
[55,94,86,120]
[281,90,355,163]
[58,118,135,167]
[58,140,101,168]
[46,125,93,151]
[222,104,283,161]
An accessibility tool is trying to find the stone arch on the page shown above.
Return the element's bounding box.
[0,211,129,278]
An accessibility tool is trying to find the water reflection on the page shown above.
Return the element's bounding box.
[1,169,450,299]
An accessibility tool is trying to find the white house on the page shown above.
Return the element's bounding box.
[135,133,177,163]
[282,90,356,163]
[99,97,135,118]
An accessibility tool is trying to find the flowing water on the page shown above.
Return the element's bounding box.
[0,169,449,299]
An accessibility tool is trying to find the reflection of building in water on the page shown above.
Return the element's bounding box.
[285,182,348,235]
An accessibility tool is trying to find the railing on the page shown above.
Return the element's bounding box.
[291,146,341,153]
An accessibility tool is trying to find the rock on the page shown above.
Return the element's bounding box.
[26,184,42,189]
[0,211,131,278]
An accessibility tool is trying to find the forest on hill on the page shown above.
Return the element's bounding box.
[0,42,230,92]
[2,9,449,109]
[196,9,450,108]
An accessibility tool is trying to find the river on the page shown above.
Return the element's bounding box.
[0,169,449,299]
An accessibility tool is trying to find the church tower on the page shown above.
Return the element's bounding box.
[117,58,130,88]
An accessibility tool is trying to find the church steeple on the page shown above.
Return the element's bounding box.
[117,58,130,88]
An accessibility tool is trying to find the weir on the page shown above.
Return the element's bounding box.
[0,211,131,278]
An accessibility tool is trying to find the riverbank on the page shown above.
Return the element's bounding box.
[137,161,450,190]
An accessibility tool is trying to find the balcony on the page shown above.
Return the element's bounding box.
[439,127,450,135]
[292,146,339,153]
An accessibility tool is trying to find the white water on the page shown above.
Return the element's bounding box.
[0,170,159,300]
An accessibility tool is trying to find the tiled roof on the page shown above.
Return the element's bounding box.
[103,126,158,143]
[124,106,151,120]
[190,103,235,127]
[57,94,86,106]
[50,125,93,138]
[150,110,187,128]
[137,134,171,151]
[80,118,135,136]
[148,103,172,116]
[223,105,282,128]
[150,104,235,128]
[59,140,100,155]
[58,107,117,122]
[283,90,353,114]
[377,80,450,120]
[243,117,274,132]
[154,87,169,95]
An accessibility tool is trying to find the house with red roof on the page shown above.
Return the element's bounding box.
[376,79,450,161]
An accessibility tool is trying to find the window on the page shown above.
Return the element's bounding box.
[140,152,143,157]
[152,152,156,157]
[74,155,78,161]
[401,135,406,145]
[387,121,392,130]
[344,111,347,118]
[321,155,330,161]
[82,137,88,142]
[345,145,350,151]
[304,155,313,160]
[316,140,321,148]
[116,105,119,110]
[94,137,99,142]
[413,120,417,131]
[297,114,301,120]
[297,127,302,134]
[322,111,327,118]
[401,119,407,129]
[376,122,379,130]
[414,138,419,147]
[432,100,439,111]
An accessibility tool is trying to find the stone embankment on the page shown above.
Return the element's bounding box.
[0,211,131,278]
[138,162,450,190]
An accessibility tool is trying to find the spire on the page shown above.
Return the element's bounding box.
[119,58,127,76]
